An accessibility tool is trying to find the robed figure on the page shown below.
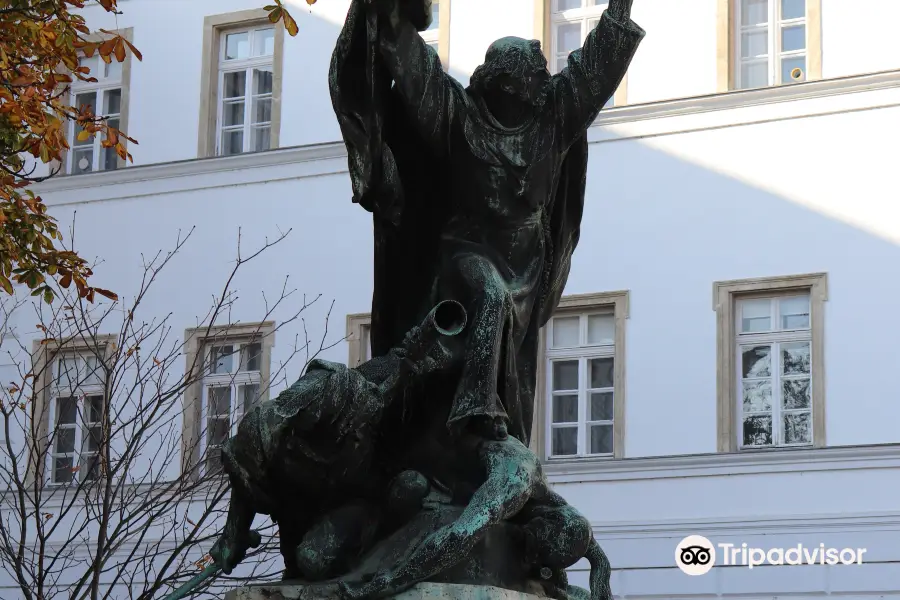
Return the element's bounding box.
[329,0,644,449]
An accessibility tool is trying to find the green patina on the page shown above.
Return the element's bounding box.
[170,1,644,599]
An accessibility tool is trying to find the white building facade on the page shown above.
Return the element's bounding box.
[3,0,900,597]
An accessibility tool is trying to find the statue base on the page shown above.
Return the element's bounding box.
[225,582,553,600]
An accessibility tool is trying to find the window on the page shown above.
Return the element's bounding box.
[347,313,372,367]
[714,273,827,452]
[45,349,108,485]
[182,321,274,476]
[216,26,276,156]
[718,0,822,92]
[549,0,618,108]
[200,341,263,470]
[535,291,628,461]
[198,10,284,158]
[66,29,133,174]
[421,0,440,51]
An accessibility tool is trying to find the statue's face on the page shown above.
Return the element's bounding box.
[473,37,550,106]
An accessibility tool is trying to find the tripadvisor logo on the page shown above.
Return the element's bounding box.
[675,535,867,575]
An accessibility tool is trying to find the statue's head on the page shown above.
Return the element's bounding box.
[470,37,550,108]
[401,0,434,33]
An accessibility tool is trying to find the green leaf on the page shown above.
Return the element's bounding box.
[0,275,12,295]
[43,288,54,304]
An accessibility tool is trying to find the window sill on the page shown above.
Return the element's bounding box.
[544,442,900,484]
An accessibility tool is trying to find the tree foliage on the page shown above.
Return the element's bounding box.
[0,0,142,304]
[0,0,302,307]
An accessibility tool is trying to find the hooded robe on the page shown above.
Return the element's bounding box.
[328,0,643,447]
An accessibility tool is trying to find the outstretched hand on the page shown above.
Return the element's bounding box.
[210,529,261,575]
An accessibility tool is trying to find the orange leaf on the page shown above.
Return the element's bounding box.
[284,11,299,36]
[98,38,117,57]
[59,273,72,288]
[114,38,126,63]
[123,38,142,61]
[94,287,118,301]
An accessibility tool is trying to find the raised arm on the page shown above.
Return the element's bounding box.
[550,0,644,149]
[377,0,461,156]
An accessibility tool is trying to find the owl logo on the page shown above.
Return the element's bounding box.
[675,535,716,575]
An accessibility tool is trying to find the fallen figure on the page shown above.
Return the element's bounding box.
[339,435,613,600]
[210,300,467,580]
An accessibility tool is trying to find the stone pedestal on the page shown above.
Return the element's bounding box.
[225,582,553,600]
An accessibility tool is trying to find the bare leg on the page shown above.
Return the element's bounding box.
[339,437,538,600]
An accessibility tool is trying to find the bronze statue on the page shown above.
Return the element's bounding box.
[194,0,644,598]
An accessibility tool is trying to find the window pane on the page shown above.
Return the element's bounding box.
[741,0,768,26]
[589,424,613,454]
[587,314,614,345]
[556,23,581,54]
[56,357,78,388]
[84,425,102,453]
[740,61,769,89]
[86,395,103,423]
[552,394,578,423]
[209,386,231,416]
[225,32,250,60]
[253,28,275,56]
[55,427,75,454]
[557,0,581,10]
[102,146,118,171]
[783,412,811,444]
[222,130,244,155]
[241,383,260,414]
[252,126,271,151]
[781,24,805,52]
[742,380,772,413]
[253,97,272,124]
[80,454,100,481]
[779,295,810,329]
[743,415,772,446]
[551,427,577,456]
[241,343,262,371]
[741,345,771,378]
[104,59,122,80]
[211,345,235,374]
[104,89,122,115]
[254,67,274,95]
[223,71,247,98]
[590,392,613,421]
[56,396,77,425]
[556,57,567,73]
[223,101,244,126]
[552,361,578,391]
[782,342,810,375]
[552,316,579,348]
[782,378,810,409]
[781,0,805,20]
[54,456,74,484]
[75,91,97,116]
[740,298,771,332]
[207,417,230,445]
[741,30,768,58]
[73,147,94,173]
[428,0,439,30]
[781,55,806,83]
[589,357,613,389]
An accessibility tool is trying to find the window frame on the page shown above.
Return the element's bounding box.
[539,0,628,107]
[198,10,285,158]
[533,291,629,461]
[718,0,822,93]
[215,26,276,156]
[714,273,827,452]
[181,322,275,478]
[347,312,372,367]
[30,335,117,487]
[62,28,133,175]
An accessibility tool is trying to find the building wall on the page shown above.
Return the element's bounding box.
[5,0,900,597]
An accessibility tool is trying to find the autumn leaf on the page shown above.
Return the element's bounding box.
[283,10,299,36]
